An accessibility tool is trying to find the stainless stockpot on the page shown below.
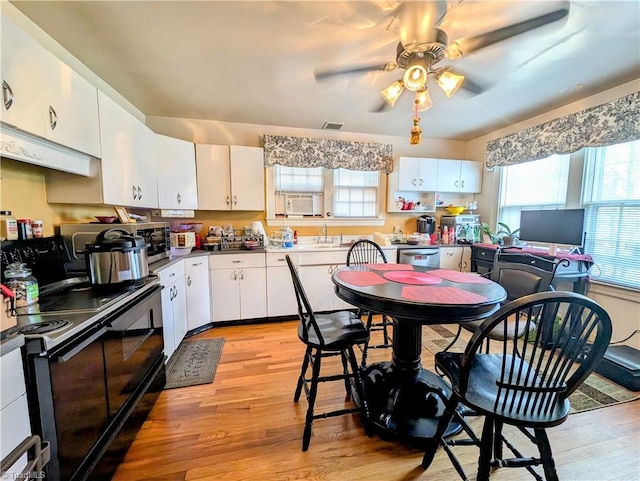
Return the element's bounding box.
[85,229,149,287]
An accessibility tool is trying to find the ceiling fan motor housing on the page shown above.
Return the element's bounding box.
[396,28,448,69]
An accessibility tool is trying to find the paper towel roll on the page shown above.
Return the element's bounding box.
[251,221,268,246]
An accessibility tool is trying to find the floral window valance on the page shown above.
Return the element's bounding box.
[486,91,640,168]
[263,135,394,173]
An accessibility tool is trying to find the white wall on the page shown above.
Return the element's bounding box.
[466,79,640,349]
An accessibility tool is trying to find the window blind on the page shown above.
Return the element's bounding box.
[274,165,324,193]
[582,140,640,289]
[498,155,570,229]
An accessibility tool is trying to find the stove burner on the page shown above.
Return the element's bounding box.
[17,319,71,335]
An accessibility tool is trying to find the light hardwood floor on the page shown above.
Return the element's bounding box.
[113,319,640,481]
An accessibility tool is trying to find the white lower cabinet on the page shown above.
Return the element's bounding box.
[300,263,351,312]
[185,257,211,331]
[157,260,187,360]
[209,253,267,322]
[266,253,298,317]
[439,246,472,272]
[1,347,31,477]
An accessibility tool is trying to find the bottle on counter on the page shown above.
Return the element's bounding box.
[0,211,18,241]
[293,230,298,244]
[17,219,33,240]
[442,226,449,245]
[4,262,39,307]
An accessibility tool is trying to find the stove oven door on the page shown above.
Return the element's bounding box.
[103,285,164,418]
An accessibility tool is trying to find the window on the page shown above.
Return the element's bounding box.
[333,168,378,218]
[582,140,640,289]
[267,165,385,225]
[498,154,571,229]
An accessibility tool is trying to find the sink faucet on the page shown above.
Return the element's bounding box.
[321,223,328,243]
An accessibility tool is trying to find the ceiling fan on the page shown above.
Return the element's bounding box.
[314,2,570,116]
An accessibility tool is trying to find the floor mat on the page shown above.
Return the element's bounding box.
[164,338,225,390]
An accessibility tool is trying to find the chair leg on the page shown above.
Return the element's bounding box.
[421,392,461,469]
[302,348,322,451]
[493,419,504,461]
[534,428,559,481]
[360,313,374,368]
[340,350,351,396]
[477,417,495,481]
[346,346,372,437]
[294,346,312,402]
[382,314,392,345]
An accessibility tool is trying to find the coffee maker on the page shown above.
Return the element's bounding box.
[417,215,436,234]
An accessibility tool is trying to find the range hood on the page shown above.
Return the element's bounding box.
[0,124,93,176]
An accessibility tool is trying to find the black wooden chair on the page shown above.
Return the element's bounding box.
[443,250,566,353]
[346,239,393,366]
[285,254,371,451]
[422,291,612,481]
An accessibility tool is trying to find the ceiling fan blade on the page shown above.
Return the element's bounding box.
[459,76,486,96]
[314,62,397,80]
[371,99,393,113]
[448,7,569,58]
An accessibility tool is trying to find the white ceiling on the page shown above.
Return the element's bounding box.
[10,1,640,140]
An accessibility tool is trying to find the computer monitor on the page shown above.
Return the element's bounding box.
[518,209,585,247]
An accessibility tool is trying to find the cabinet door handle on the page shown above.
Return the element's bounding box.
[461,180,465,189]
[226,196,230,205]
[187,275,191,286]
[177,193,182,204]
[454,180,459,188]
[168,272,176,278]
[419,178,424,186]
[138,186,143,200]
[2,80,14,110]
[232,260,243,263]
[233,195,238,205]
[49,106,58,130]
[239,271,244,280]
[191,262,203,266]
[232,271,237,280]
[446,252,454,257]
[169,285,175,300]
[133,185,138,200]
[411,178,416,186]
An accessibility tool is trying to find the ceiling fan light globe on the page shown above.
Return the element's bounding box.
[437,71,465,98]
[403,64,428,91]
[380,80,404,107]
[445,42,463,60]
[415,89,433,112]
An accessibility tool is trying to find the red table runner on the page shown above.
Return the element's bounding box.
[335,270,388,287]
[383,271,443,285]
[428,269,493,284]
[401,286,489,304]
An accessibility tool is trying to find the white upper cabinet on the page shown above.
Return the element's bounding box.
[155,134,198,209]
[436,159,482,193]
[1,14,100,158]
[45,62,101,158]
[196,144,265,211]
[1,15,49,136]
[98,91,158,208]
[398,157,438,191]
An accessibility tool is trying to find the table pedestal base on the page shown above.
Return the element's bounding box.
[362,361,461,444]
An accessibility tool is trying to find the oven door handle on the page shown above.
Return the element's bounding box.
[56,326,108,363]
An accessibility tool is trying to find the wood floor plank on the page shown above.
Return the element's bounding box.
[113,319,640,481]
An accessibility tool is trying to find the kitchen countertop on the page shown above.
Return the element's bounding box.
[0,332,24,357]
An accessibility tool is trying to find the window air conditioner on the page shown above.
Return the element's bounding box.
[285,194,321,216]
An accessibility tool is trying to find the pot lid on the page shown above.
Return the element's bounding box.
[86,229,147,251]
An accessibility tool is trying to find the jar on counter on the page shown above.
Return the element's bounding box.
[31,219,44,238]
[0,211,18,241]
[4,262,39,307]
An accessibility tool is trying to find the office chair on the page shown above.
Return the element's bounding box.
[422,291,612,481]
[286,254,371,451]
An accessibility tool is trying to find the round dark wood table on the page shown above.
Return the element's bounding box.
[332,264,507,444]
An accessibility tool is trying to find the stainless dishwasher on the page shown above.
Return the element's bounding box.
[398,247,440,267]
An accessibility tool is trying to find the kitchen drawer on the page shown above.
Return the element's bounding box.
[1,393,31,477]
[209,252,266,269]
[298,250,348,266]
[156,260,185,286]
[1,348,26,410]
[266,252,299,267]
